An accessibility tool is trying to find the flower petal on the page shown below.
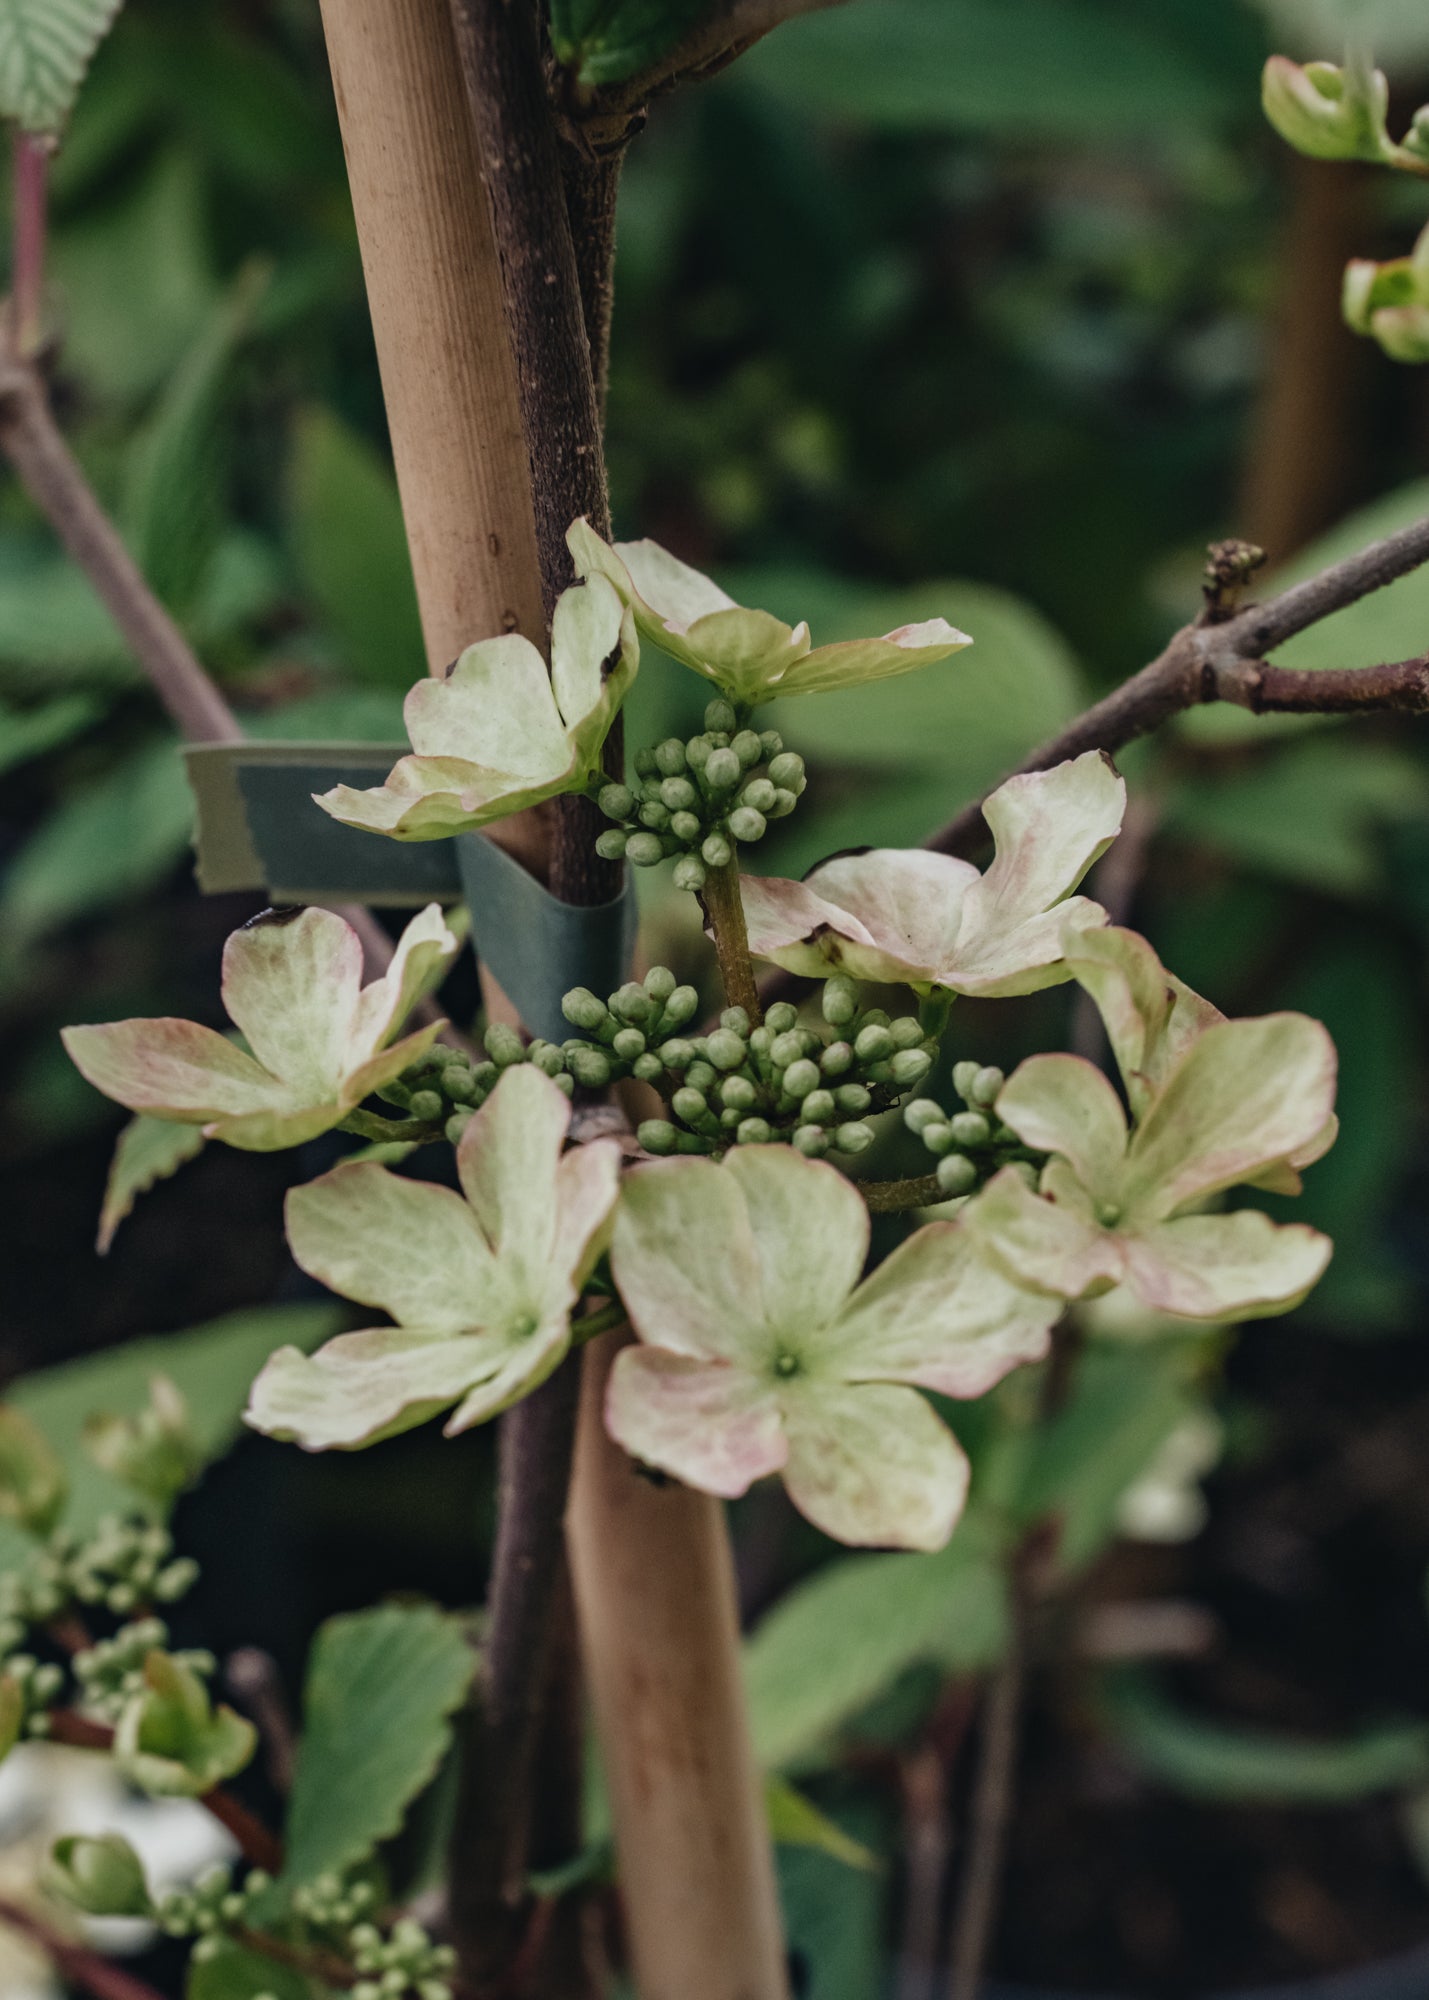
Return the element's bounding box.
[286,1162,509,1332]
[963,1165,1124,1300]
[62,1019,286,1124]
[722,1146,868,1335]
[456,1066,570,1299]
[604,1347,787,1497]
[807,848,982,985]
[552,1138,623,1298]
[774,619,972,698]
[1125,1014,1338,1220]
[738,874,872,980]
[443,1316,573,1433]
[995,1054,1128,1199]
[610,1158,766,1363]
[1122,1211,1333,1320]
[781,1380,969,1551]
[221,907,363,1097]
[1061,921,1222,1118]
[245,1328,495,1449]
[404,633,568,772]
[550,572,629,732]
[349,904,460,1060]
[827,1220,1058,1396]
[316,754,576,840]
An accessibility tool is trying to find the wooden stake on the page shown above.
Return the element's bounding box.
[568,1332,790,2000]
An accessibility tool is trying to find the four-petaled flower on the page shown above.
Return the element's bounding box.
[62,904,458,1151]
[605,1146,1061,1551]
[568,519,970,708]
[245,1066,620,1449]
[315,573,637,840]
[739,752,1125,997]
[964,1009,1338,1322]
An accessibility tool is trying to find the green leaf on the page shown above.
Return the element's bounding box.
[288,407,425,687]
[777,1821,886,2000]
[1,737,193,942]
[765,1775,878,1871]
[0,692,103,774]
[188,1937,325,2000]
[98,1115,208,1255]
[1104,1668,1429,1801]
[281,1603,475,1889]
[0,1406,67,1534]
[0,554,134,684]
[549,0,708,86]
[743,1511,1008,1772]
[0,0,124,135]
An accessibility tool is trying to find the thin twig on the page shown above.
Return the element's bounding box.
[943,1602,1026,2000]
[0,1896,166,2000]
[897,1745,952,2000]
[225,1648,298,1794]
[859,1172,943,1214]
[10,134,49,360]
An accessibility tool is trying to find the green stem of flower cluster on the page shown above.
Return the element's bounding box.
[859,1172,944,1214]
[701,857,763,1025]
[569,1301,626,1349]
[337,1110,442,1145]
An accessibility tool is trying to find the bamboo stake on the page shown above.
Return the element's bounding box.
[568,1332,790,2000]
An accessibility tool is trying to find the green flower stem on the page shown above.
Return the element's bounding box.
[859,1172,944,1213]
[337,1110,443,1145]
[700,858,763,1026]
[570,1301,627,1349]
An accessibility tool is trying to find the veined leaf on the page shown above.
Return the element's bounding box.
[765,1776,878,1871]
[0,0,125,136]
[280,1604,475,1889]
[187,1935,326,1999]
[97,1114,207,1254]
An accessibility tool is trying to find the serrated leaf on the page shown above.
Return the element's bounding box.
[765,1776,878,1871]
[98,1115,208,1254]
[187,1936,325,2000]
[281,1604,475,1889]
[0,0,125,136]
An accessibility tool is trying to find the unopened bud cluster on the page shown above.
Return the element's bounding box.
[0,1650,65,1740]
[386,1032,574,1148]
[593,700,807,890]
[160,1862,272,1942]
[904,1061,1042,1197]
[74,1618,214,1724]
[0,1516,197,1650]
[632,974,935,1158]
[292,1873,455,2000]
[559,966,701,1090]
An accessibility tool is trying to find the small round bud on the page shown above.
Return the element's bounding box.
[611,1027,647,1061]
[834,1122,874,1155]
[721,1007,751,1036]
[633,1052,664,1082]
[686,734,713,771]
[971,1066,1005,1106]
[767,752,806,792]
[638,1121,678,1156]
[672,856,708,893]
[644,965,677,1004]
[936,1154,978,1197]
[739,778,777,815]
[950,1111,991,1147]
[407,1089,443,1123]
[661,776,698,812]
[704,747,741,791]
[782,1058,820,1099]
[704,698,739,734]
[854,1023,894,1062]
[654,738,688,776]
[731,729,763,768]
[748,1025,772,1058]
[658,1037,695,1069]
[727,806,766,842]
[686,1060,717,1091]
[598,783,636,821]
[485,1023,526,1067]
[904,1098,943,1134]
[820,1040,854,1076]
[759,728,783,756]
[736,1117,772,1145]
[669,811,702,844]
[701,831,733,869]
[719,1075,758,1111]
[764,1001,798,1035]
[769,1030,804,1069]
[706,1028,747,1071]
[802,1089,836,1124]
[952,1060,981,1101]
[611,982,651,1024]
[720,1107,742,1130]
[768,788,799,819]
[662,985,700,1028]
[918,1121,954,1155]
[676,1085,713,1125]
[822,975,859,1027]
[793,1126,830,1157]
[443,1066,480,1105]
[634,747,660,778]
[890,1017,925,1051]
[625,831,665,867]
[638,800,670,831]
[890,1048,932,1087]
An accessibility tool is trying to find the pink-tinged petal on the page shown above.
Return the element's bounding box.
[776,619,972,698]
[349,904,461,1059]
[244,1327,494,1450]
[316,754,582,841]
[944,897,1110,999]
[456,1066,569,1295]
[62,1019,287,1123]
[444,1316,574,1433]
[209,1100,352,1152]
[995,1054,1128,1201]
[1125,1014,1338,1221]
[551,1138,623,1300]
[338,1022,445,1117]
[781,1381,969,1551]
[1061,922,1223,1118]
[723,1147,868,1334]
[1122,1211,1333,1321]
[827,1220,1057,1396]
[610,1159,766,1363]
[221,907,362,1099]
[605,1347,787,1497]
[738,874,863,979]
[803,848,979,986]
[962,1166,1125,1301]
[286,1162,510,1332]
[404,633,567,772]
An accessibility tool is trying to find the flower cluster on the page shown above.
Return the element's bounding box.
[594,700,807,888]
[72,1617,214,1725]
[904,1062,1045,1199]
[0,1515,197,1647]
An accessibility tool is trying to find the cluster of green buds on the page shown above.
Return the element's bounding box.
[904,1061,1043,1198]
[559,966,701,1089]
[0,1516,197,1647]
[290,1868,380,1929]
[636,974,935,1158]
[73,1617,214,1725]
[347,1915,457,2000]
[593,699,807,890]
[159,1862,272,1941]
[382,1033,576,1147]
[0,1650,66,1743]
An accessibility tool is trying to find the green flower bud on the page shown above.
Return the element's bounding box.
[442,1065,480,1105]
[643,966,677,1004]
[728,807,766,842]
[740,778,777,815]
[638,800,670,831]
[407,1089,443,1123]
[719,1075,759,1111]
[768,789,799,819]
[47,1833,153,1917]
[638,1121,678,1156]
[701,831,734,869]
[704,698,739,735]
[1261,54,1390,165]
[662,985,700,1028]
[625,831,665,867]
[918,1121,953,1156]
[704,747,741,791]
[706,1028,747,1071]
[633,1053,664,1082]
[672,1086,709,1125]
[890,1048,932,1087]
[669,811,702,845]
[672,856,708,893]
[757,728,781,756]
[950,1111,991,1148]
[485,1023,526,1068]
[1010,1160,1040,1189]
[793,1125,830,1158]
[889,1017,924,1051]
[904,1098,943,1135]
[598,783,636,821]
[471,1061,499,1092]
[720,1106,742,1130]
[936,1154,978,1198]
[782,1058,820,1099]
[686,734,713,771]
[721,1006,751,1036]
[822,976,859,1027]
[445,1111,474,1144]
[854,1023,894,1063]
[952,1060,981,1101]
[762,1002,797,1036]
[731,729,763,768]
[661,776,698,813]
[802,1089,836,1124]
[611,1028,646,1061]
[769,1030,805,1069]
[654,738,688,776]
[767,752,805,792]
[658,1037,696,1069]
[820,1040,854,1076]
[748,1025,772,1058]
[970,1065,1005,1106]
[686,1060,717,1092]
[634,747,660,778]
[834,1122,874,1155]
[736,1117,773,1145]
